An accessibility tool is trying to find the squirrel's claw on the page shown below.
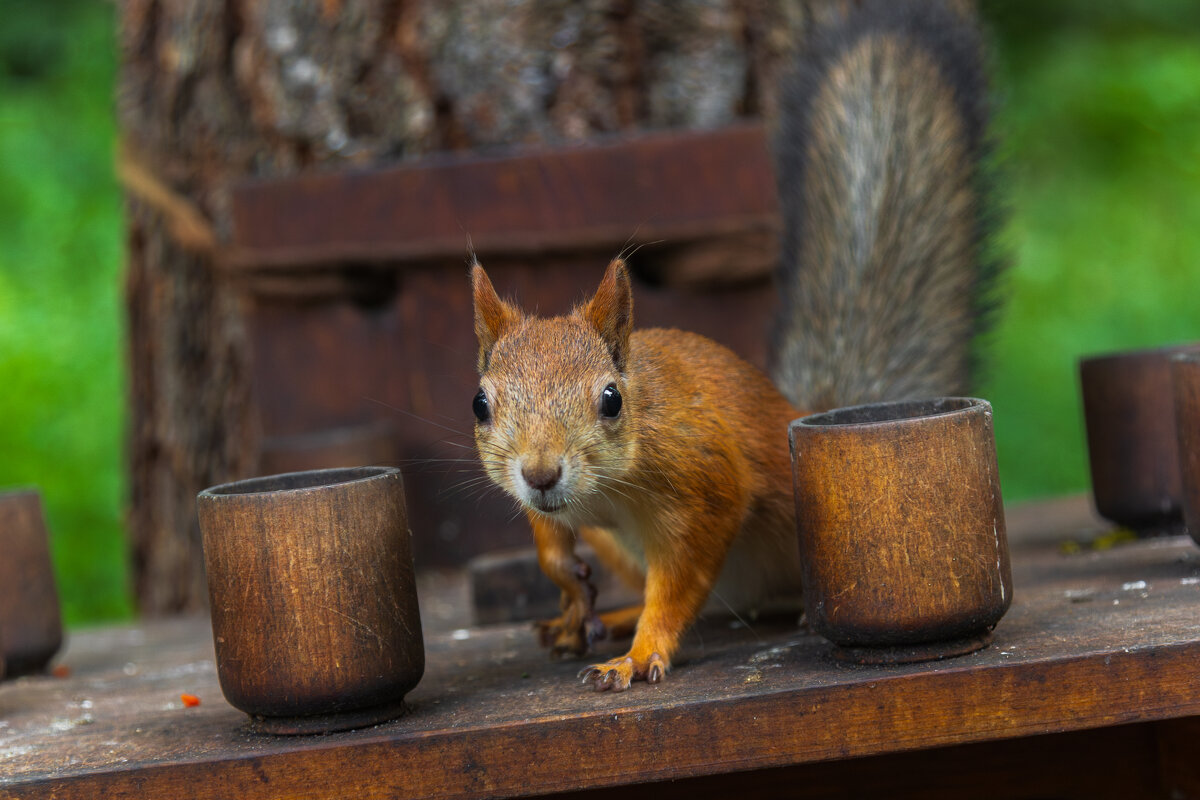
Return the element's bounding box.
[579,652,667,692]
[579,657,633,692]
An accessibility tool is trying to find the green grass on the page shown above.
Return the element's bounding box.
[982,2,1200,500]
[1,1,1198,625]
[0,0,130,624]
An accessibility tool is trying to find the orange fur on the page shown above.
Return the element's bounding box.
[473,259,804,690]
[470,0,994,691]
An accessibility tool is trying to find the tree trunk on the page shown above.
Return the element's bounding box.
[118,0,808,614]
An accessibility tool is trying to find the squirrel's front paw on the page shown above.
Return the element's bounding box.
[579,652,667,692]
[535,613,606,658]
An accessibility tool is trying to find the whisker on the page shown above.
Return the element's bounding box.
[435,439,478,452]
[364,396,473,440]
[593,478,635,505]
[615,234,664,265]
[707,588,761,643]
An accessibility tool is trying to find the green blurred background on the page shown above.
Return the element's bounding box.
[1,1,1198,627]
[1,0,128,625]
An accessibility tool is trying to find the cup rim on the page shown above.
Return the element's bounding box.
[790,396,990,432]
[198,466,400,500]
[0,487,41,503]
[1080,341,1200,368]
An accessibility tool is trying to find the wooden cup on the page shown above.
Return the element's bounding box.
[1173,353,1200,547]
[197,467,423,734]
[0,489,64,678]
[1080,344,1200,531]
[789,398,1012,663]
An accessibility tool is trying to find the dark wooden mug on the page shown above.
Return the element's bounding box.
[197,466,423,734]
[0,489,64,678]
[789,398,1012,663]
[1080,344,1200,532]
[1173,352,1200,547]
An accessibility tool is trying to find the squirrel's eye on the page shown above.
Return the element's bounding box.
[599,383,622,418]
[472,389,490,423]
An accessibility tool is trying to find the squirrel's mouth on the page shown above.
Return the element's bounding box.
[529,497,567,514]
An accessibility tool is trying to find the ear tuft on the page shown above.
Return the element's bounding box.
[582,259,634,372]
[471,263,521,373]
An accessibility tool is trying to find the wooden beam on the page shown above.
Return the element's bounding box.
[227,124,780,270]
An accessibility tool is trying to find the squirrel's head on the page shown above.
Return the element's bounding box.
[471,258,636,518]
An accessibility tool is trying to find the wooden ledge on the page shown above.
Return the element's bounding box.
[3,497,1200,798]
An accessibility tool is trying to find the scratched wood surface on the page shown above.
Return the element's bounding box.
[3,496,1200,799]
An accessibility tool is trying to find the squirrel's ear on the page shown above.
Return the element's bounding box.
[583,258,634,373]
[472,263,521,372]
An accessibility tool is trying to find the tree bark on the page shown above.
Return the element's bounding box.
[119,0,808,614]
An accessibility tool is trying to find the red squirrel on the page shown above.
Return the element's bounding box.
[471,0,998,691]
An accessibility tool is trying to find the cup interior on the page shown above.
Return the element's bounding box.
[1174,351,1200,368]
[795,397,985,429]
[200,466,397,498]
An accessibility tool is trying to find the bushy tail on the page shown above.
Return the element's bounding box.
[770,0,1000,412]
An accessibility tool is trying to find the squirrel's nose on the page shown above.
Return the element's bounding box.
[522,462,563,492]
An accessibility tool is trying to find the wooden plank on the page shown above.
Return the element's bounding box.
[3,497,1200,798]
[226,124,780,270]
[555,724,1171,800]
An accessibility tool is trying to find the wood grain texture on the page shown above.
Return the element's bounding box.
[227,124,780,271]
[3,497,1200,798]
[790,398,1010,652]
[196,467,423,730]
[555,724,1179,800]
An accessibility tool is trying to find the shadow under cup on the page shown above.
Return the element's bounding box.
[1173,352,1200,547]
[197,466,424,734]
[789,398,1012,664]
